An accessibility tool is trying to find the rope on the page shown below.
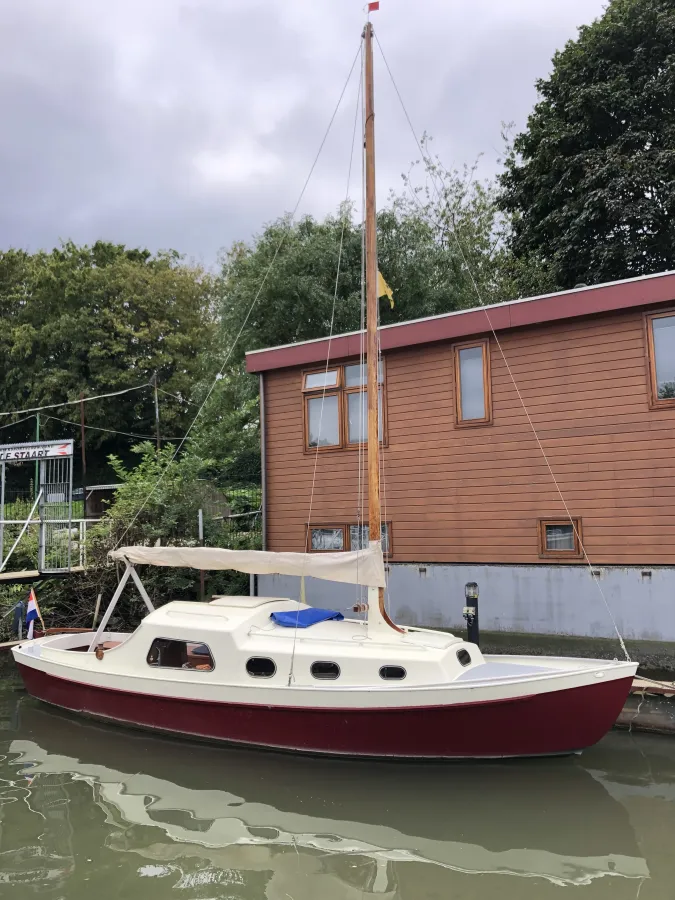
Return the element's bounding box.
[634,674,675,691]
[287,44,363,685]
[113,42,363,553]
[375,32,632,663]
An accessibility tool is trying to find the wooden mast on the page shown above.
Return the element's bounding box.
[364,21,402,632]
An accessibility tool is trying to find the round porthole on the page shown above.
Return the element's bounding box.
[246,657,276,678]
[379,665,406,680]
[311,661,340,680]
[457,649,472,667]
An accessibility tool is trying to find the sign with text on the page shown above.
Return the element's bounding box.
[0,440,74,463]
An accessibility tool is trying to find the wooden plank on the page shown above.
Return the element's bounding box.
[263,305,675,562]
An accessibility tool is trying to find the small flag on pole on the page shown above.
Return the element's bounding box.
[377,271,394,308]
[25,588,43,640]
[368,1,380,11]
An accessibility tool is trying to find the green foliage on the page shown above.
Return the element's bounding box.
[216,160,531,363]
[34,443,262,631]
[187,369,261,486]
[0,240,217,480]
[499,0,675,289]
[217,209,362,357]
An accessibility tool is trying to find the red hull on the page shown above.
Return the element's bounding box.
[16,663,632,758]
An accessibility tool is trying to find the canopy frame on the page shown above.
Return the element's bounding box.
[88,559,155,652]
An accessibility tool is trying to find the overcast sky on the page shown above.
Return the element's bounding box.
[0,0,607,267]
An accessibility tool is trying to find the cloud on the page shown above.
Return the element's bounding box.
[0,0,607,266]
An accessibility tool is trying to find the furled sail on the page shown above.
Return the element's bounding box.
[109,544,386,588]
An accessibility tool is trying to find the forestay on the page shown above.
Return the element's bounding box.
[109,543,386,588]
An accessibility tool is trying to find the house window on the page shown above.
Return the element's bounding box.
[303,362,385,450]
[147,639,214,671]
[453,339,491,425]
[646,312,675,406]
[306,394,340,448]
[349,522,390,554]
[304,369,339,390]
[309,526,345,551]
[309,522,392,555]
[538,518,583,559]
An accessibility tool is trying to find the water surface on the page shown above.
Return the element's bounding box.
[1,660,673,898]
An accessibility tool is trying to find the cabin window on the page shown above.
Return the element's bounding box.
[646,312,675,406]
[147,638,214,671]
[246,657,277,678]
[538,518,583,558]
[457,649,472,667]
[311,661,340,680]
[453,339,492,425]
[379,665,406,680]
[303,361,386,450]
[308,522,392,555]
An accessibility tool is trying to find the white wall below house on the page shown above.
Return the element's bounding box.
[257,563,675,642]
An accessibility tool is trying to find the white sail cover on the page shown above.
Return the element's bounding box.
[109,544,386,588]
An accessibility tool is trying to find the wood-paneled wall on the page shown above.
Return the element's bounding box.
[263,307,675,565]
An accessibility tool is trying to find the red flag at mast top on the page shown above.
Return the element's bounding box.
[368,1,380,11]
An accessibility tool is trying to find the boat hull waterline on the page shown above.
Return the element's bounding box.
[16,663,633,759]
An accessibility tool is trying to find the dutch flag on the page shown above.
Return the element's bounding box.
[25,588,42,640]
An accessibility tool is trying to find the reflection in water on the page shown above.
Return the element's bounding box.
[0,661,673,898]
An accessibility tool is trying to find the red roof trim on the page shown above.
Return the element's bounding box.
[245,271,675,373]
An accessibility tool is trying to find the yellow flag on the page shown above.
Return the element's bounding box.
[377,271,394,308]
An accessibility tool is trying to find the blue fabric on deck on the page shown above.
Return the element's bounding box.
[270,608,344,628]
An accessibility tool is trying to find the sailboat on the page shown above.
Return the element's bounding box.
[12,20,637,758]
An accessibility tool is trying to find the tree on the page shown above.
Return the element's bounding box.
[0,241,217,480]
[5,443,261,637]
[499,0,675,289]
[217,161,522,360]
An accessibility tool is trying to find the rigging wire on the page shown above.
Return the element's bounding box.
[0,414,37,431]
[374,31,631,662]
[287,44,364,685]
[0,383,152,418]
[44,414,181,442]
[155,387,197,406]
[112,42,364,553]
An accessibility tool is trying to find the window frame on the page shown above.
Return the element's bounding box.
[146,637,215,672]
[302,367,342,392]
[303,390,343,452]
[306,524,347,553]
[537,517,583,560]
[645,310,675,410]
[379,665,406,680]
[246,656,277,678]
[310,660,341,680]
[452,338,492,427]
[302,360,387,452]
[307,521,393,556]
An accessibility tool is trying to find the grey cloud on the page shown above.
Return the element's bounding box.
[0,0,606,266]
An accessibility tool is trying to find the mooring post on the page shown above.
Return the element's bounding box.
[463,581,480,647]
